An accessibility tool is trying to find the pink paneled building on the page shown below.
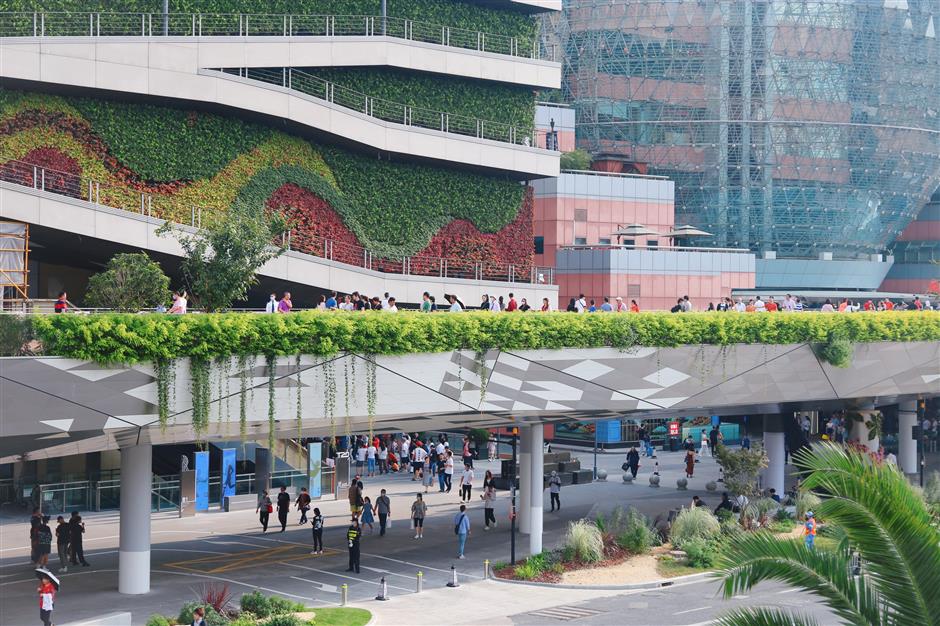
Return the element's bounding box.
[532,167,756,310]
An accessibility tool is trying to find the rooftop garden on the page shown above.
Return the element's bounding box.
[4,310,938,364]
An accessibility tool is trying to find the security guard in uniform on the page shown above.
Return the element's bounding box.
[346,517,361,573]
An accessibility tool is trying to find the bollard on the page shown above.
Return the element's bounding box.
[446,564,460,588]
[416,571,423,593]
[483,559,490,578]
[341,583,348,606]
[375,576,389,601]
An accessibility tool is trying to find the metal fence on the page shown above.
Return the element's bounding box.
[0,158,554,285]
[215,66,536,147]
[0,12,556,61]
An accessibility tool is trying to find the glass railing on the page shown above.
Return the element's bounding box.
[0,12,557,61]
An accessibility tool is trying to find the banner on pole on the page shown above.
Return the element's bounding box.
[308,442,322,498]
[195,451,209,511]
[221,448,237,501]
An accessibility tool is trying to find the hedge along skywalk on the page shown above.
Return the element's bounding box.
[27,310,940,365]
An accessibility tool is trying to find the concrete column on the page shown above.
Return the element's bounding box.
[518,426,530,534]
[763,415,785,497]
[119,442,152,594]
[898,400,918,474]
[528,424,544,555]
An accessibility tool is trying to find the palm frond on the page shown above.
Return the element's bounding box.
[713,607,820,626]
[717,531,881,626]
[793,443,940,626]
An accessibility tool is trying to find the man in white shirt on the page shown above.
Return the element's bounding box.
[412,445,427,481]
[459,464,474,502]
[380,292,390,309]
[385,297,399,312]
[575,294,586,313]
[443,449,455,493]
[782,294,795,312]
[400,438,410,474]
[489,296,500,312]
[265,293,278,313]
[681,295,692,312]
[355,444,367,475]
[754,296,766,312]
[734,298,746,312]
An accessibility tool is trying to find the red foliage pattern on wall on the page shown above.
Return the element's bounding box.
[266,183,534,274]
[0,146,84,198]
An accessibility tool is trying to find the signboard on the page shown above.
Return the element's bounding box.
[195,451,209,511]
[221,448,237,502]
[180,470,195,517]
[668,421,680,437]
[307,442,322,499]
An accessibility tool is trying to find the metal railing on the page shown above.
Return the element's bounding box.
[214,66,536,147]
[0,12,556,61]
[0,158,554,285]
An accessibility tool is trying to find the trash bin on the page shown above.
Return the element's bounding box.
[669,436,679,452]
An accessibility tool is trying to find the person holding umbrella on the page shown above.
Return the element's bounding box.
[35,569,59,626]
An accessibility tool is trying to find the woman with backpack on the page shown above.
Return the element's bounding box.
[310,508,324,555]
[256,491,273,533]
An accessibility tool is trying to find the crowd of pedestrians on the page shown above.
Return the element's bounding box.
[30,509,89,573]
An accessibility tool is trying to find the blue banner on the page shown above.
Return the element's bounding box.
[221,448,236,502]
[308,442,322,499]
[195,451,209,511]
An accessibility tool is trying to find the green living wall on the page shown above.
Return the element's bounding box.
[0,0,538,43]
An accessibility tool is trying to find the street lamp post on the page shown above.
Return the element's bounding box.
[593,422,598,479]
[510,429,518,565]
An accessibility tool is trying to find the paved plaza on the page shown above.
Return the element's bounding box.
[0,449,844,625]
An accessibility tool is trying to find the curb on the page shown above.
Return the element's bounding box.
[486,568,713,590]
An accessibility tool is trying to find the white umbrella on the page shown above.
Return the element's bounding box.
[662,224,713,238]
[35,568,60,589]
[612,223,662,240]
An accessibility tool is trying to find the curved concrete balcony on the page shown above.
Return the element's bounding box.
[0,38,559,178]
[0,163,558,309]
[0,12,560,88]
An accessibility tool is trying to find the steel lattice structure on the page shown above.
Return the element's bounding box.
[544,0,940,258]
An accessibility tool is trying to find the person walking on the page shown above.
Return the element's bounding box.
[454,504,470,559]
[443,449,455,493]
[411,493,427,539]
[35,516,52,568]
[37,571,56,626]
[348,481,363,518]
[265,293,278,313]
[684,448,696,479]
[378,443,388,475]
[482,469,495,491]
[310,508,324,555]
[366,441,377,477]
[360,496,375,533]
[295,487,311,525]
[346,518,362,573]
[462,436,474,469]
[67,512,88,566]
[803,511,817,550]
[257,491,272,533]
[412,444,427,481]
[487,437,497,462]
[548,470,562,512]
[481,484,497,530]
[29,507,41,565]
[459,464,474,502]
[699,429,710,458]
[54,516,69,573]
[625,446,640,479]
[376,489,391,536]
[276,486,291,532]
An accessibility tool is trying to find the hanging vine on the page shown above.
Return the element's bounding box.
[295,354,303,440]
[237,354,250,443]
[266,354,277,455]
[323,358,340,443]
[214,356,230,432]
[474,349,489,407]
[155,357,175,430]
[343,358,351,419]
[189,357,212,439]
[365,355,377,439]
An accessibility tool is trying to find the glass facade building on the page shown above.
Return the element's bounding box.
[545,0,940,258]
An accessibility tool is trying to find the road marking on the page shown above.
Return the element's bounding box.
[154,569,320,603]
[280,562,412,592]
[732,595,750,599]
[361,551,482,578]
[290,576,339,593]
[673,606,711,615]
[358,565,415,580]
[527,606,605,621]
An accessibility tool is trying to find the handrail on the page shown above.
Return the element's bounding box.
[0,12,557,61]
[0,158,555,285]
[560,244,753,254]
[210,67,537,147]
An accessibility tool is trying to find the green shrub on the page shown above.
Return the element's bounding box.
[240,591,270,618]
[145,616,172,626]
[769,518,797,534]
[795,492,822,520]
[669,507,721,549]
[565,520,605,563]
[682,537,721,569]
[514,562,540,580]
[742,498,781,528]
[550,562,565,575]
[559,149,592,171]
[177,602,227,626]
[816,331,853,368]
[714,507,735,524]
[0,314,34,357]
[775,507,794,522]
[616,508,659,554]
[227,614,257,626]
[85,252,170,311]
[719,519,744,540]
[259,615,304,626]
[30,310,940,365]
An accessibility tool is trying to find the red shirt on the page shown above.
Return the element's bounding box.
[53,298,67,313]
[39,582,55,610]
[506,298,517,312]
[765,301,778,312]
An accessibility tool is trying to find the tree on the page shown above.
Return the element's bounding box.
[158,202,287,312]
[714,442,768,501]
[85,252,170,312]
[559,149,592,170]
[715,443,940,626]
